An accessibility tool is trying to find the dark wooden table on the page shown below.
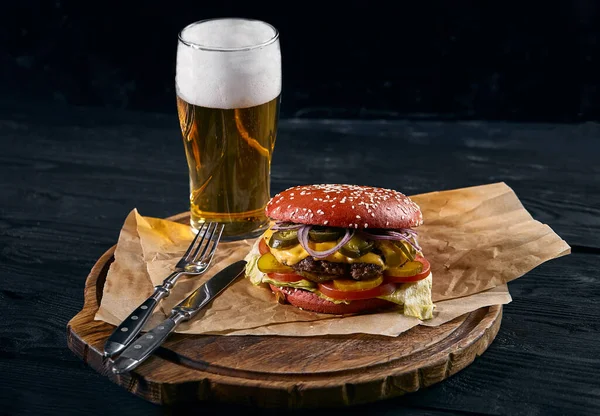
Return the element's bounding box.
[1,102,599,415]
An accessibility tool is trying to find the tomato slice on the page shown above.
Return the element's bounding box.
[258,238,270,255]
[318,281,396,300]
[267,272,304,283]
[384,256,431,283]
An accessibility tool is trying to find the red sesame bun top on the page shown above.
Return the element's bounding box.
[265,184,423,229]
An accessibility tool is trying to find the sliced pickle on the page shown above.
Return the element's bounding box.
[308,227,343,242]
[376,242,405,267]
[393,240,417,261]
[268,230,299,249]
[257,252,294,273]
[333,275,383,291]
[340,235,374,258]
[384,260,423,277]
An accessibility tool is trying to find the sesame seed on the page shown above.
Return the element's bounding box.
[356,215,361,219]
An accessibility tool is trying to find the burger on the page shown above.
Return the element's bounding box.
[244,184,434,319]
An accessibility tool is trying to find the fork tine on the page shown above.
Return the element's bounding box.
[189,222,217,262]
[191,222,220,263]
[183,222,210,262]
[198,223,224,267]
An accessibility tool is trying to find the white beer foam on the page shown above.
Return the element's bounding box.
[176,19,281,109]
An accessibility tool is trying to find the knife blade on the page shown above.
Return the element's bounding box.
[110,260,246,374]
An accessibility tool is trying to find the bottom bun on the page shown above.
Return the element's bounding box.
[269,284,396,315]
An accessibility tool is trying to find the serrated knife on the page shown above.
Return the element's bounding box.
[110,259,246,374]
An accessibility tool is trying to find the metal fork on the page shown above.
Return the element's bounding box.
[103,222,225,358]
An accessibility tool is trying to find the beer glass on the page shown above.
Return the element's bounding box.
[176,18,281,239]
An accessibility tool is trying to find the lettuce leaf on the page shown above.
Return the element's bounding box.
[377,273,434,320]
[243,239,266,286]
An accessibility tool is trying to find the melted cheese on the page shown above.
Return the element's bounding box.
[262,228,385,266]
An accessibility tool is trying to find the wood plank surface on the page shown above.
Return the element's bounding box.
[1,103,598,415]
[65,215,502,408]
[1,105,598,250]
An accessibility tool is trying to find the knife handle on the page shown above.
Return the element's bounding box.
[103,272,181,358]
[110,311,187,374]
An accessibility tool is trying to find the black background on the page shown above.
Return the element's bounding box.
[2,3,600,415]
[2,0,600,122]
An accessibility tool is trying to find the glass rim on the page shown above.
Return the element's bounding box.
[178,17,279,52]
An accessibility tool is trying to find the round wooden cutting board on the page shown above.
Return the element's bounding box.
[66,212,502,408]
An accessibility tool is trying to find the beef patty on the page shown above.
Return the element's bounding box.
[292,257,383,282]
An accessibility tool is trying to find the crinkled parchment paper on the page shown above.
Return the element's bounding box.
[95,182,570,336]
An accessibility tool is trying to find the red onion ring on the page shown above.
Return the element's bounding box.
[297,225,355,259]
[274,222,421,257]
[271,221,303,231]
[385,231,422,252]
[358,230,422,252]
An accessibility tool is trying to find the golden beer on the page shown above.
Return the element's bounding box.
[176,18,281,239]
[176,95,280,238]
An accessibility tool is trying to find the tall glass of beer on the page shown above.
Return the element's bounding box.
[176,18,281,239]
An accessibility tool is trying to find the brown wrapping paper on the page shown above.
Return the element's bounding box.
[95,182,570,337]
